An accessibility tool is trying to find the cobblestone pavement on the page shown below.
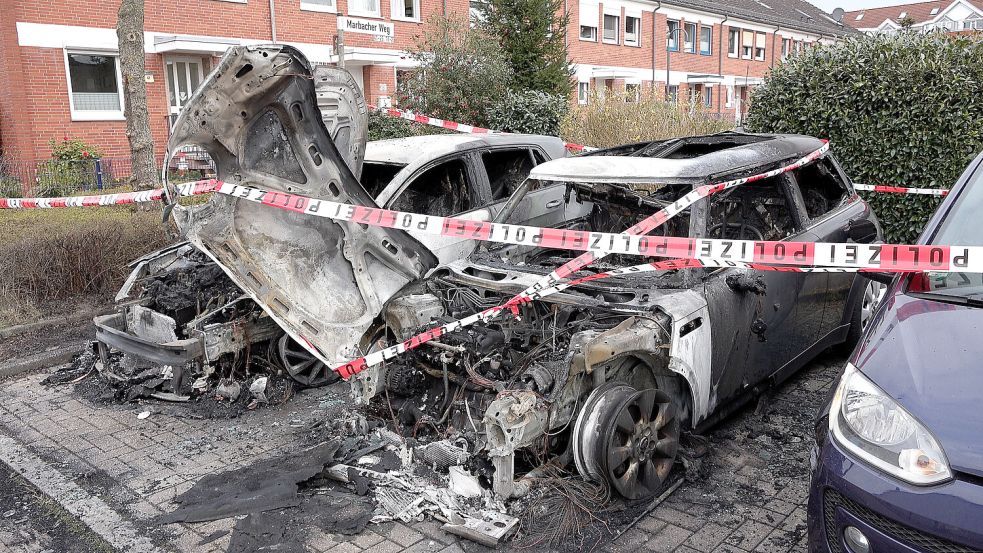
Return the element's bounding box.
[0,351,845,553]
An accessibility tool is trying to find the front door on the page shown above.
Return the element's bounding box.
[166,57,205,124]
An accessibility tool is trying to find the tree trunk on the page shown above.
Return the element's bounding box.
[116,0,157,190]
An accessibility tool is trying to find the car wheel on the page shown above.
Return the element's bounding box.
[842,279,887,350]
[278,334,340,387]
[573,382,680,500]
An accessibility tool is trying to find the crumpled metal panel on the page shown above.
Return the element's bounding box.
[166,45,437,366]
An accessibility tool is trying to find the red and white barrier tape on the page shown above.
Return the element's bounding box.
[368,105,597,152]
[853,184,949,196]
[2,143,975,378]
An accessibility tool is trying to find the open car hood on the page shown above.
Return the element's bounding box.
[166,45,437,366]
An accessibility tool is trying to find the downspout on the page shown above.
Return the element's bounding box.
[564,0,569,48]
[652,2,661,90]
[718,14,727,117]
[269,0,278,43]
[770,25,779,67]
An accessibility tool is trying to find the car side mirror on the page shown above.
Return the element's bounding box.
[847,219,878,243]
[861,271,894,285]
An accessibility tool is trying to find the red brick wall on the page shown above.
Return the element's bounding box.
[362,65,396,106]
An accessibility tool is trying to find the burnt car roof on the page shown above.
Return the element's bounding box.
[365,134,566,167]
[531,133,825,185]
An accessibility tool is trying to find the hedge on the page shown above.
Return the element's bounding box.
[746,32,983,244]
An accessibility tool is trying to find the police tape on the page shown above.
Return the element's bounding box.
[853,184,949,196]
[367,105,597,152]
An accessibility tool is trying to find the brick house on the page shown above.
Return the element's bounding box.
[0,0,850,169]
[567,0,853,121]
[843,0,983,35]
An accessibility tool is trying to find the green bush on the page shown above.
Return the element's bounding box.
[396,15,513,129]
[487,90,568,135]
[746,32,983,244]
[560,90,733,149]
[367,110,450,141]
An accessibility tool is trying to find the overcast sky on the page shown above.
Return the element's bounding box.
[805,0,925,12]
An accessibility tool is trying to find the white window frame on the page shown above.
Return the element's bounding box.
[301,0,336,13]
[754,31,766,61]
[668,20,680,51]
[728,28,739,57]
[348,0,381,18]
[580,25,597,41]
[699,25,712,55]
[703,85,713,108]
[684,22,696,53]
[603,13,620,44]
[578,81,590,104]
[390,0,419,21]
[625,15,641,46]
[741,29,753,59]
[64,49,125,122]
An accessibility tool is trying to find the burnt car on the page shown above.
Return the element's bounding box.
[95,45,883,501]
[355,134,885,500]
[93,49,572,389]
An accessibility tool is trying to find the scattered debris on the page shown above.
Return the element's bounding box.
[136,411,150,420]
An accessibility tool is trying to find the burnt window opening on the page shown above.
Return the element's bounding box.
[360,162,405,198]
[388,159,474,217]
[483,149,536,201]
[706,175,797,241]
[795,158,850,220]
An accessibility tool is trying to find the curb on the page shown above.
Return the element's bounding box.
[0,309,103,340]
[0,343,87,379]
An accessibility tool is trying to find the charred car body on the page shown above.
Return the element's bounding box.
[94,45,883,501]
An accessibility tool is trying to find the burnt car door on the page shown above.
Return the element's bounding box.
[790,156,876,339]
[384,153,489,264]
[701,171,828,398]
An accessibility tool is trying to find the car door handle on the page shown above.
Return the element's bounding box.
[545,199,562,209]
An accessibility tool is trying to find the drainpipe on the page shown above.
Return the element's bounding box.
[651,2,661,90]
[770,25,779,67]
[718,15,728,118]
[564,0,569,48]
[269,0,278,43]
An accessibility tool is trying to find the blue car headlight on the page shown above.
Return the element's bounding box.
[830,363,952,485]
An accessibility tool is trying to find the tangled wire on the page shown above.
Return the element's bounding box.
[513,465,613,552]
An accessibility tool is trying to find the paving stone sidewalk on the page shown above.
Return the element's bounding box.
[0,352,845,553]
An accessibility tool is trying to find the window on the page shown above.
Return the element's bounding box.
[578,81,590,104]
[754,32,766,60]
[348,0,380,17]
[389,159,474,217]
[699,26,712,55]
[484,149,535,200]
[795,158,849,219]
[707,175,797,241]
[66,51,124,121]
[580,0,599,41]
[626,83,639,102]
[781,37,791,58]
[684,22,696,52]
[391,0,418,19]
[603,14,619,43]
[703,86,713,108]
[361,162,406,198]
[728,28,739,57]
[625,16,640,46]
[667,84,679,103]
[667,20,680,51]
[741,29,753,59]
[300,0,335,12]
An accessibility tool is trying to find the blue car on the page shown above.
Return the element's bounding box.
[808,151,983,553]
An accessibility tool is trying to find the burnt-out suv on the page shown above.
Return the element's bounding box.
[94,45,882,501]
[356,134,884,500]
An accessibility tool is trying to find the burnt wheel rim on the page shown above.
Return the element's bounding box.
[278,334,338,387]
[603,388,679,500]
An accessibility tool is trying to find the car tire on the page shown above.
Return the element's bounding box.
[841,279,887,351]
